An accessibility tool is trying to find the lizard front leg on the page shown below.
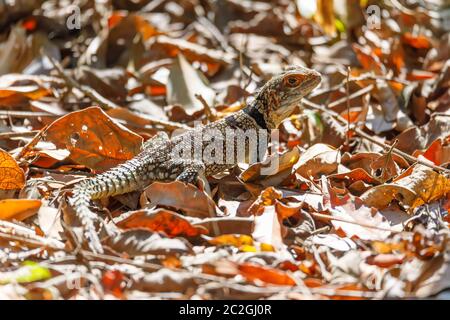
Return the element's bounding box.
[172,159,206,185]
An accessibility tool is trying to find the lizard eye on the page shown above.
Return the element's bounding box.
[284,75,302,87]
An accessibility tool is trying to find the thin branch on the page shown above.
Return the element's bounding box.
[0,130,40,139]
[0,110,58,118]
[46,53,118,110]
[308,211,399,233]
[345,67,351,146]
[195,93,217,122]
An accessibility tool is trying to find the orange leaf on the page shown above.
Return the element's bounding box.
[366,254,405,268]
[44,107,142,171]
[116,209,208,238]
[238,263,296,286]
[0,148,25,190]
[402,33,431,49]
[0,199,41,221]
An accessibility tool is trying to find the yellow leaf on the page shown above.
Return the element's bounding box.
[0,148,25,190]
[0,199,41,221]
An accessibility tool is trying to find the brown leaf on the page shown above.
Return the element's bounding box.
[166,54,215,115]
[193,217,254,236]
[44,106,143,171]
[0,148,25,190]
[252,206,287,249]
[131,269,197,293]
[240,147,300,182]
[361,164,450,209]
[294,143,340,179]
[143,181,218,218]
[103,229,192,257]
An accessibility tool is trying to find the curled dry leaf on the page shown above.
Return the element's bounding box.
[252,206,287,250]
[132,269,197,293]
[294,143,340,179]
[0,199,41,221]
[103,229,192,257]
[143,181,218,218]
[325,191,392,241]
[166,54,215,116]
[44,106,143,171]
[240,147,300,182]
[115,208,208,238]
[0,148,25,190]
[361,164,450,210]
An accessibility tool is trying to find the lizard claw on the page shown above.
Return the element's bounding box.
[73,206,105,254]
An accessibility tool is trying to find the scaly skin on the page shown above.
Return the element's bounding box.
[69,66,322,253]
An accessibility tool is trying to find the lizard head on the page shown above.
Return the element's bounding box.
[255,66,321,128]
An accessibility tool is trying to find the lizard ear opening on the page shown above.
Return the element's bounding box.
[283,74,304,88]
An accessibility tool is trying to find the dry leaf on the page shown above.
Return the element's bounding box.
[0,199,41,221]
[361,164,450,209]
[44,106,143,171]
[166,54,215,115]
[143,181,218,218]
[115,209,208,238]
[0,148,25,190]
[294,143,340,178]
[103,229,192,256]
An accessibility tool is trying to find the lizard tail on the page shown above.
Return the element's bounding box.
[68,158,148,253]
[69,180,105,253]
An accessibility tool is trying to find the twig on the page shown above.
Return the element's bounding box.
[0,130,40,139]
[47,54,119,110]
[308,211,398,233]
[345,67,351,146]
[195,93,217,122]
[0,110,59,118]
[14,126,48,161]
[310,74,409,99]
[302,99,450,175]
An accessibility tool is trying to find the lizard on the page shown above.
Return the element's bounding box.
[68,65,321,253]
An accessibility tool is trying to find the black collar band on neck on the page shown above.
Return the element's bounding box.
[243,107,268,129]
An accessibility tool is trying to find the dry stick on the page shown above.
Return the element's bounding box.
[0,130,40,139]
[0,110,59,118]
[310,74,408,99]
[302,99,450,175]
[46,54,118,110]
[195,93,217,122]
[345,67,351,146]
[45,54,186,131]
[14,125,48,161]
[308,211,398,233]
